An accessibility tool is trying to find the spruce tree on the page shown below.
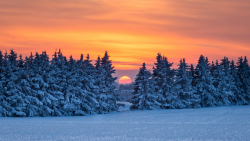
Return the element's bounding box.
[130,63,161,110]
[236,56,250,105]
[215,63,231,106]
[3,50,26,116]
[190,64,195,87]
[218,57,235,105]
[152,53,166,104]
[173,59,199,108]
[152,54,175,108]
[230,60,242,105]
[95,56,111,113]
[194,55,217,107]
[79,54,98,115]
[101,51,119,111]
[162,57,176,109]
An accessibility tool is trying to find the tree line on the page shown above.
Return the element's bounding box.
[0,50,119,117]
[119,83,134,91]
[130,54,250,110]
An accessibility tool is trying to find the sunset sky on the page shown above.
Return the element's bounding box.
[0,0,250,81]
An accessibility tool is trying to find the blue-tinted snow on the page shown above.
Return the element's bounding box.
[0,103,250,141]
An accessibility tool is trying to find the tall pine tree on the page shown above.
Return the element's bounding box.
[194,55,217,107]
[130,63,161,110]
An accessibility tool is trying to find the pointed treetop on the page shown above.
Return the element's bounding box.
[198,55,205,64]
[95,56,101,70]
[86,54,90,61]
[80,54,83,61]
[243,56,249,67]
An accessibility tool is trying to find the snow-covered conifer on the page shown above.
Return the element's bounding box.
[94,56,110,113]
[236,56,250,104]
[215,63,232,106]
[173,59,199,108]
[77,54,98,115]
[161,57,176,109]
[101,51,119,111]
[1,50,26,117]
[152,54,175,108]
[193,55,217,107]
[229,60,241,105]
[130,63,161,110]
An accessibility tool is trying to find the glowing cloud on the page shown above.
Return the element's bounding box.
[0,0,250,71]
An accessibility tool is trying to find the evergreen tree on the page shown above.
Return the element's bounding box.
[152,54,175,108]
[130,63,161,110]
[2,50,26,116]
[8,49,18,67]
[78,54,98,115]
[101,51,119,111]
[29,52,59,116]
[95,56,111,113]
[194,55,217,107]
[217,57,235,105]
[0,51,3,69]
[236,56,249,104]
[162,57,176,109]
[190,64,195,87]
[173,59,199,108]
[210,61,216,76]
[17,55,24,68]
[215,63,231,106]
[230,60,242,105]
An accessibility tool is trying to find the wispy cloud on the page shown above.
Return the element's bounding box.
[0,0,250,70]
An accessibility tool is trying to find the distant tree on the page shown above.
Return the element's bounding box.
[119,84,134,90]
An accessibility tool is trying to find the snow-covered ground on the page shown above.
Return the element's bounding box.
[117,101,132,112]
[0,103,250,141]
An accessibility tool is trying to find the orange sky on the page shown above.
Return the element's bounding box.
[0,0,250,81]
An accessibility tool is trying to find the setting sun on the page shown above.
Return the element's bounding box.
[119,76,132,84]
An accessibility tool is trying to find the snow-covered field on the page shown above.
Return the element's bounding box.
[0,102,250,141]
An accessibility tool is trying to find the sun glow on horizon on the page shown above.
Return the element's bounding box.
[119,76,132,84]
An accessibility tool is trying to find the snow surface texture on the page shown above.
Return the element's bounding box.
[0,102,250,141]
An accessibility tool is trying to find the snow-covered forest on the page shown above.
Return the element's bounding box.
[131,54,250,110]
[1,50,250,117]
[0,50,119,117]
